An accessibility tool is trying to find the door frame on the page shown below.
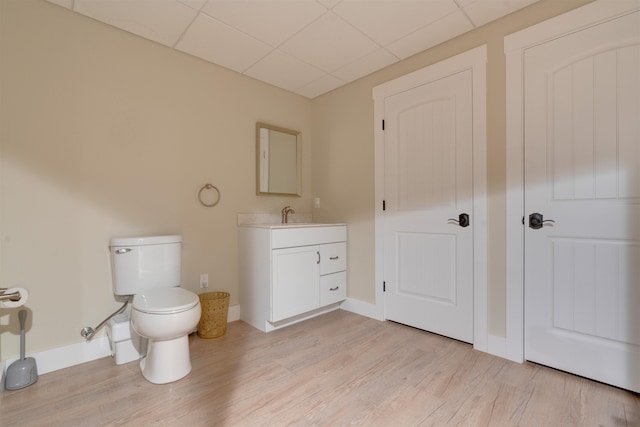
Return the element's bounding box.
[373,45,488,352]
[504,0,640,363]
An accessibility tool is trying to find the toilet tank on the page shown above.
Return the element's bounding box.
[110,235,182,296]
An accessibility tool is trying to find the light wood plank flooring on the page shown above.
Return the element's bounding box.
[1,310,638,426]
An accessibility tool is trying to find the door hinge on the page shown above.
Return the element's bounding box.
[382,119,385,130]
[383,200,386,211]
[383,281,386,292]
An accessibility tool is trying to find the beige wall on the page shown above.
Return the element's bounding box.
[311,0,593,336]
[0,0,313,360]
[1,0,596,362]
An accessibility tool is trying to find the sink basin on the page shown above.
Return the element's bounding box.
[262,223,326,228]
[241,223,345,229]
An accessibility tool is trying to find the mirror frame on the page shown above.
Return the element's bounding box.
[256,122,302,197]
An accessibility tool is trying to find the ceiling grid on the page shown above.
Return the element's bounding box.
[46,0,539,98]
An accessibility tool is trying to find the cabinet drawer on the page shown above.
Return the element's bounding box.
[320,271,347,306]
[320,242,346,275]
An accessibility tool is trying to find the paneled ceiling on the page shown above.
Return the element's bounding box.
[47,0,539,98]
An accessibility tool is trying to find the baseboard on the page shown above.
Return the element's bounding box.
[3,305,242,381]
[487,334,507,359]
[3,336,112,379]
[227,304,240,322]
[340,297,384,321]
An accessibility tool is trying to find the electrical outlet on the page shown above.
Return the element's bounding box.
[200,274,208,288]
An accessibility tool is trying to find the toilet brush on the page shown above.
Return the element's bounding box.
[5,310,38,390]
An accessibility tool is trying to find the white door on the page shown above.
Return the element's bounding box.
[524,10,640,392]
[384,69,474,343]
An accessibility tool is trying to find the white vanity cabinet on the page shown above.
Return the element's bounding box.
[239,224,347,332]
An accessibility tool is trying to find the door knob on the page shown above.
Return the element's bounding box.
[448,213,470,228]
[529,212,555,229]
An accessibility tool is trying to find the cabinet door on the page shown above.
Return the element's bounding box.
[271,246,320,322]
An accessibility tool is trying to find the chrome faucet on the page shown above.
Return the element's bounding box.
[281,206,296,224]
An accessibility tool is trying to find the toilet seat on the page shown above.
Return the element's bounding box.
[133,288,199,315]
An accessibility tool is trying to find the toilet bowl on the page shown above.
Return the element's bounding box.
[131,287,201,384]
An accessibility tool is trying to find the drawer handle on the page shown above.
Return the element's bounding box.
[329,286,340,291]
[317,251,320,264]
[329,256,339,260]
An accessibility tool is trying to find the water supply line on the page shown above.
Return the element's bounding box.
[80,296,131,340]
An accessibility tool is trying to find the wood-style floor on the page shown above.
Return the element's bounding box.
[1,310,638,426]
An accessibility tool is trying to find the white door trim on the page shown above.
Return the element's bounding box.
[504,0,640,363]
[373,45,488,352]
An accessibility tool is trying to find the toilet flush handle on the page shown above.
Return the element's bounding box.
[114,248,132,255]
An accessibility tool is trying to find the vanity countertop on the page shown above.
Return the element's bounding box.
[239,223,346,229]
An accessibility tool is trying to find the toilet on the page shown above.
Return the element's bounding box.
[109,235,201,384]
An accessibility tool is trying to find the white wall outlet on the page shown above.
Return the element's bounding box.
[314,197,321,208]
[200,274,208,288]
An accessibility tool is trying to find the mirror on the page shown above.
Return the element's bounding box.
[256,122,301,196]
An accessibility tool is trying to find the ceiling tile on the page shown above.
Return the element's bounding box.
[332,48,398,83]
[73,0,198,47]
[46,0,73,9]
[333,0,458,46]
[176,13,272,73]
[295,74,345,99]
[316,0,342,9]
[280,12,380,73]
[386,10,474,59]
[201,0,326,48]
[463,0,539,27]
[245,49,326,93]
[177,0,208,11]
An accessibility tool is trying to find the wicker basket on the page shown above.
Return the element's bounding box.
[197,291,230,338]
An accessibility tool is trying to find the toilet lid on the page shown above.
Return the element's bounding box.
[132,288,199,314]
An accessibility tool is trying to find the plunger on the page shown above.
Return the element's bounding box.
[5,310,38,390]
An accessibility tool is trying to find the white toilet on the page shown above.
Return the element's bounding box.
[110,235,201,384]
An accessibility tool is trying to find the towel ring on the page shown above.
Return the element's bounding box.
[198,183,220,207]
